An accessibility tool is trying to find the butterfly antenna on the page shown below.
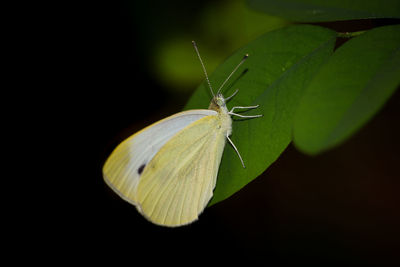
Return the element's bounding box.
[192,41,214,97]
[216,54,248,95]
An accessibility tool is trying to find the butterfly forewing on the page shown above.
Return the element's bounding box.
[103,110,216,208]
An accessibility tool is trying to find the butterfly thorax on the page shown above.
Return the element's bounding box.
[208,93,232,136]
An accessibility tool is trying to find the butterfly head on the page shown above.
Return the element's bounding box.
[215,93,226,106]
[209,93,228,112]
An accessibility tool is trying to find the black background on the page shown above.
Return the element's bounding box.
[27,1,400,264]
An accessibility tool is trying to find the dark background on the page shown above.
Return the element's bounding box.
[35,0,400,264]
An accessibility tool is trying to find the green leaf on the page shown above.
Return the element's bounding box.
[184,25,336,205]
[294,25,400,155]
[248,0,400,22]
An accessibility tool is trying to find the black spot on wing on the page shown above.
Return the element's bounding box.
[138,164,146,175]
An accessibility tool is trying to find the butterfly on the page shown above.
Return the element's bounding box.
[103,41,262,227]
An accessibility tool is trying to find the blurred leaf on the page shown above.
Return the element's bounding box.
[294,25,400,154]
[185,25,336,205]
[248,0,400,22]
[153,37,221,91]
[152,0,289,92]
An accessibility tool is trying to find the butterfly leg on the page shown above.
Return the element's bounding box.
[226,135,245,168]
[229,105,262,118]
[224,89,239,102]
[230,105,259,113]
[228,110,263,119]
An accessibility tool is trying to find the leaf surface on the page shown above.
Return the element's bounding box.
[248,0,400,22]
[184,25,336,205]
[294,25,400,154]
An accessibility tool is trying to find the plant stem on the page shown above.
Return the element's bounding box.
[337,30,367,38]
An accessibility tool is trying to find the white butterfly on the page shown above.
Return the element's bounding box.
[103,41,262,227]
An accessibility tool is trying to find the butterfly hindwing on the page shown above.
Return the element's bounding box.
[136,115,227,226]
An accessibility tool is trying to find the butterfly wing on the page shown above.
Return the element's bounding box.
[103,109,217,208]
[135,115,227,226]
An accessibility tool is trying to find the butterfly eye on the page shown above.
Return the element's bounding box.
[215,95,225,107]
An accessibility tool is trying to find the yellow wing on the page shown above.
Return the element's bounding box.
[136,115,227,227]
[103,110,216,209]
